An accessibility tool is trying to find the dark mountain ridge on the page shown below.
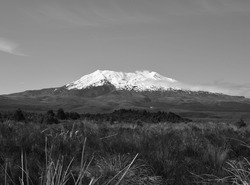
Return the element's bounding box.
[1,84,250,114]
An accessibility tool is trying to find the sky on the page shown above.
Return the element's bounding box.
[1,0,250,97]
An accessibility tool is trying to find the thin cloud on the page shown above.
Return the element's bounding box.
[180,81,250,98]
[211,81,250,98]
[200,0,250,13]
[26,0,156,27]
[0,38,27,56]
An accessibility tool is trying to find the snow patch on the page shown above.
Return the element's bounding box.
[66,70,180,91]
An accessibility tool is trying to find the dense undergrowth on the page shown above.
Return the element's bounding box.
[0,108,190,125]
[0,115,250,184]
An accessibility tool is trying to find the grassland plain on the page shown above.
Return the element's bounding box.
[0,118,250,184]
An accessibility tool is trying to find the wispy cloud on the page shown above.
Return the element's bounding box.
[209,81,250,98]
[21,0,250,28]
[0,38,27,56]
[179,80,250,98]
[24,0,156,27]
[200,0,250,13]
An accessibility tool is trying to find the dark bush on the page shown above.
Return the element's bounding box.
[42,110,59,124]
[47,110,55,117]
[68,112,80,120]
[235,119,247,128]
[13,108,26,122]
[56,108,67,120]
[82,109,191,123]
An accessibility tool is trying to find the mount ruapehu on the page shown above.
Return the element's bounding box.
[1,70,250,120]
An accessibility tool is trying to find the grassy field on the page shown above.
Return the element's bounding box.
[1,118,250,185]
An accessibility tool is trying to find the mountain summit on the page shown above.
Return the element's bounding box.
[66,70,180,91]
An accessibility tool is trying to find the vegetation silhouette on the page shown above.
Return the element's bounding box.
[13,108,26,122]
[0,108,190,124]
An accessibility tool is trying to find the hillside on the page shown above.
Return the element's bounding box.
[1,70,250,121]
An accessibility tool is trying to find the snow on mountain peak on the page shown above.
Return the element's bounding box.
[66,70,180,91]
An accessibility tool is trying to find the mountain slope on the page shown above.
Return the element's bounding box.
[1,70,250,118]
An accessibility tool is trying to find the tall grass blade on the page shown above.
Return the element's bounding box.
[114,153,139,185]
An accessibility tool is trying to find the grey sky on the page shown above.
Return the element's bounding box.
[1,0,250,97]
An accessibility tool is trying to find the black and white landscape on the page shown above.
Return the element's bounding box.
[1,1,250,185]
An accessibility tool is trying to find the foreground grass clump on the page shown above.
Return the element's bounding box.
[0,120,250,184]
[0,121,163,185]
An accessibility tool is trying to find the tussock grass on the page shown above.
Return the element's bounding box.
[0,121,163,185]
[1,120,250,184]
[225,158,250,185]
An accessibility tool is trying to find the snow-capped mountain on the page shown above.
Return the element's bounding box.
[1,69,250,115]
[66,70,180,91]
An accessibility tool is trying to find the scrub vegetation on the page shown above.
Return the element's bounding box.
[0,109,249,185]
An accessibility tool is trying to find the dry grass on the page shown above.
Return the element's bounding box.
[1,119,250,184]
[1,124,163,185]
